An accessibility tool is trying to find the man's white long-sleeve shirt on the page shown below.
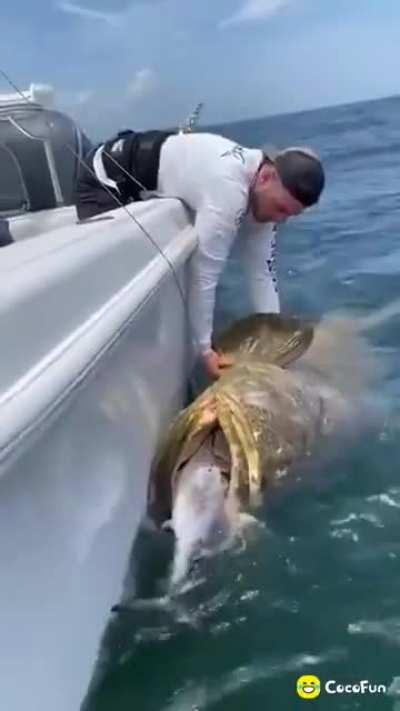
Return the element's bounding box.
[158,132,280,354]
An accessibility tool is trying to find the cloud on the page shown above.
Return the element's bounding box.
[220,0,290,28]
[57,1,123,27]
[56,89,98,121]
[126,68,158,101]
[71,89,96,106]
[58,87,96,109]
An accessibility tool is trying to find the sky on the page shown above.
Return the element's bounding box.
[2,0,400,138]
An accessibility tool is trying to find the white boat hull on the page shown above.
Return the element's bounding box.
[0,199,196,710]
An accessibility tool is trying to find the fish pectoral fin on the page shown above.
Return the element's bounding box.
[216,393,245,495]
[219,390,262,500]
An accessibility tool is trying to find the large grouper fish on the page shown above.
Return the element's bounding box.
[146,310,379,588]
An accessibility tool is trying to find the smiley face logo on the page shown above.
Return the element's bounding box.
[296,675,321,699]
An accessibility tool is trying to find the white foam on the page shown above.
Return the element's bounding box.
[161,648,347,711]
[348,618,400,646]
[330,528,359,543]
[331,512,384,528]
[367,492,400,509]
[387,676,400,698]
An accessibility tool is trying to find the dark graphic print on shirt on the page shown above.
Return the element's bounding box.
[221,144,246,165]
[267,232,278,293]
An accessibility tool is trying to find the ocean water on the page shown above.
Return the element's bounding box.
[84,96,400,710]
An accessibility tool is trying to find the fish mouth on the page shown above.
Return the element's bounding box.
[175,427,231,485]
[148,388,263,527]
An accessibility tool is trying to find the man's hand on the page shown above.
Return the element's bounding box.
[201,349,234,380]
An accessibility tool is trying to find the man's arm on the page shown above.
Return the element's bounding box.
[241,224,280,313]
[188,182,248,373]
[188,206,238,354]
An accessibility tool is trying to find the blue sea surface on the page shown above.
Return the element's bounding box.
[85,95,400,711]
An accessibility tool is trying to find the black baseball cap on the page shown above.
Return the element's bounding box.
[263,146,325,208]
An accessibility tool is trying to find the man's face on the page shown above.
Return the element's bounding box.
[250,163,305,223]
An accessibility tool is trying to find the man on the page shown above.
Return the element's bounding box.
[75,130,325,379]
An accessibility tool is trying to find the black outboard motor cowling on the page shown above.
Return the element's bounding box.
[0,99,92,216]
